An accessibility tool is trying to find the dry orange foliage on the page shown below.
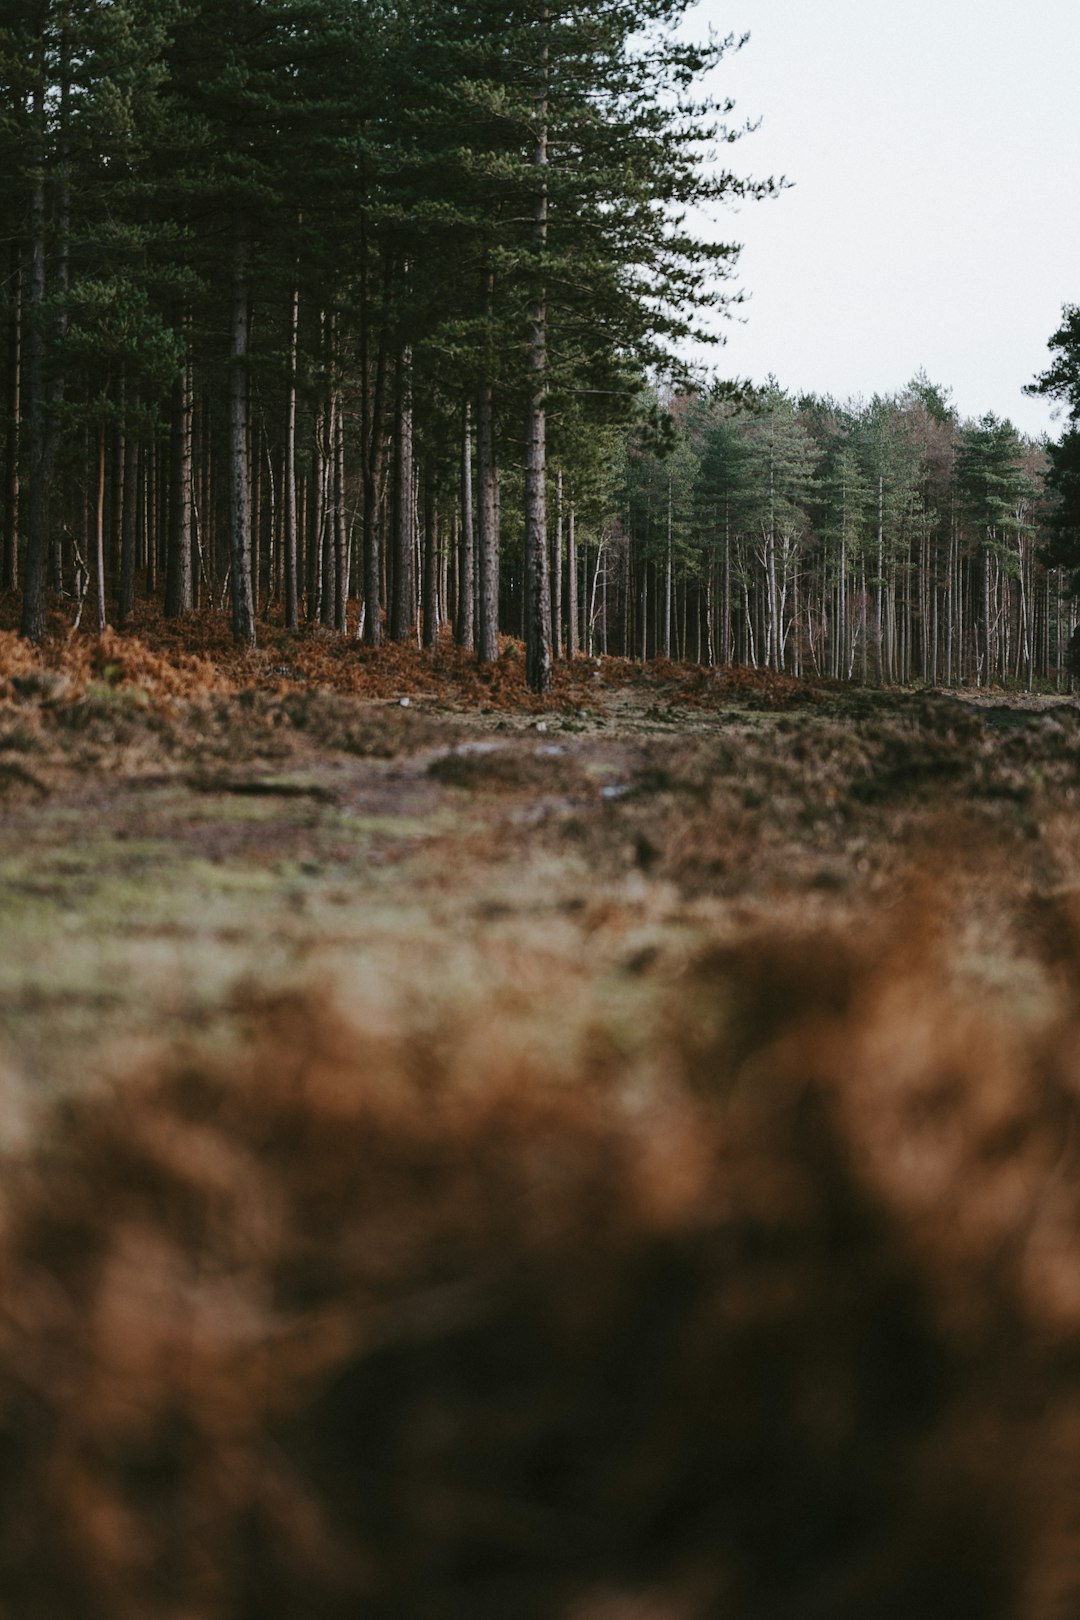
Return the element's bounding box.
[0,592,829,713]
[0,622,225,704]
[2,899,1080,1616]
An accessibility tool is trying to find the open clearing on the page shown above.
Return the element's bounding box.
[3,629,1080,1102]
[7,632,1080,1613]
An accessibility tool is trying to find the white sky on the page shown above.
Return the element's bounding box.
[693,0,1080,438]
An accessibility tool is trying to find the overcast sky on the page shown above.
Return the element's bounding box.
[692,0,1080,438]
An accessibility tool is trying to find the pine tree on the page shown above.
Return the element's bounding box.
[956,415,1037,685]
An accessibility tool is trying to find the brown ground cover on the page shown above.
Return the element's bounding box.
[3,606,1080,1614]
[0,597,826,711]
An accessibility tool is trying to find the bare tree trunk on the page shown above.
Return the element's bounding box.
[120,389,141,625]
[229,223,256,647]
[283,281,299,629]
[663,471,673,658]
[456,400,475,649]
[390,347,414,641]
[524,363,551,689]
[766,534,779,671]
[551,467,563,659]
[945,518,955,685]
[422,461,438,647]
[566,502,578,660]
[440,507,450,630]
[601,544,608,655]
[588,537,605,656]
[476,377,499,663]
[524,6,552,694]
[165,332,193,618]
[639,542,648,660]
[308,403,324,622]
[837,524,847,680]
[143,441,156,597]
[982,544,992,688]
[49,22,70,594]
[334,383,348,631]
[359,252,388,647]
[4,249,20,592]
[21,70,50,642]
[874,475,885,684]
[94,415,107,634]
[320,384,337,628]
[112,401,125,586]
[721,512,731,664]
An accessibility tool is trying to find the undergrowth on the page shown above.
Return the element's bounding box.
[3,594,1080,1617]
[0,896,1078,1617]
[0,597,827,713]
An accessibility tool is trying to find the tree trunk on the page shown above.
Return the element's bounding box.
[766,533,779,671]
[422,461,438,647]
[982,543,992,688]
[321,386,337,628]
[456,401,475,649]
[359,255,389,646]
[663,472,673,658]
[48,22,70,594]
[229,223,256,647]
[4,249,20,593]
[551,467,563,659]
[361,333,388,647]
[721,511,731,664]
[283,281,299,629]
[566,502,577,661]
[21,71,51,642]
[334,382,348,631]
[588,537,605,657]
[120,390,142,625]
[524,7,552,694]
[390,347,414,641]
[639,542,649,660]
[524,361,551,689]
[308,403,324,621]
[94,415,107,634]
[165,348,193,618]
[476,376,499,663]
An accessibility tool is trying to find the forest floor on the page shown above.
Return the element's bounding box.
[8,606,1080,1613]
[2,601,1080,1118]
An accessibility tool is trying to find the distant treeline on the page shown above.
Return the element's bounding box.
[609,379,1063,689]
